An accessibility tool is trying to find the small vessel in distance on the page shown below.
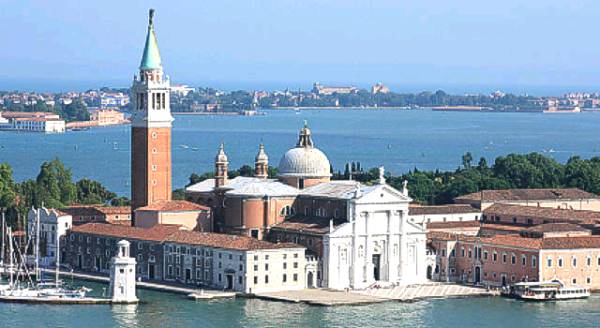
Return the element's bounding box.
[505,280,590,301]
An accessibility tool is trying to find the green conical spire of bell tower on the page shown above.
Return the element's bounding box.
[139,9,162,70]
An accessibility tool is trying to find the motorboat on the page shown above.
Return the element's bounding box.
[506,280,590,301]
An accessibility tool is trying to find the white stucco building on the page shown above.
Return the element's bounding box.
[27,207,73,266]
[321,176,428,289]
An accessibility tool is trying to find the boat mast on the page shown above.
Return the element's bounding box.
[7,227,13,287]
[35,209,40,282]
[55,229,60,286]
[1,210,5,266]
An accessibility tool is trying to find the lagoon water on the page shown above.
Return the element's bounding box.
[1,109,600,196]
[0,280,599,328]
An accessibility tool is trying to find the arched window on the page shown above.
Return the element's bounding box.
[280,205,295,217]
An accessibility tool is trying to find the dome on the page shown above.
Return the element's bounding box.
[278,147,331,178]
[278,122,331,178]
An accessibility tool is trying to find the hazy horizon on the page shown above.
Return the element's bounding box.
[1,1,600,95]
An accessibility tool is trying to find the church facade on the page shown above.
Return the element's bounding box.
[186,124,428,289]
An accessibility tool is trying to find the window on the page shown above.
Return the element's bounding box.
[238,276,243,285]
[137,254,143,261]
[228,254,232,260]
[587,257,592,267]
[521,255,526,266]
[283,274,287,283]
[265,275,269,284]
[558,258,563,267]
[450,249,455,257]
[572,257,577,268]
[547,257,552,267]
[483,251,488,260]
[293,262,298,269]
[502,253,507,263]
[587,277,592,284]
[511,254,516,265]
[254,265,258,271]
[294,253,298,258]
[254,255,258,261]
[572,278,577,284]
[468,249,472,258]
[283,263,287,269]
[218,274,222,282]
[532,256,537,268]
[239,264,243,271]
[138,243,143,250]
[461,248,465,257]
[280,205,295,216]
[293,273,298,282]
[266,255,270,260]
[265,264,269,270]
[254,276,258,284]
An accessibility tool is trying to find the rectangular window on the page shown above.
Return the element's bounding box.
[547,258,552,267]
[283,274,287,283]
[521,255,526,266]
[265,275,269,284]
[293,273,298,282]
[483,251,488,260]
[502,254,507,263]
[254,265,258,271]
[265,264,269,271]
[254,276,258,284]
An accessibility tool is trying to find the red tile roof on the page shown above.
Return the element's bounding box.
[455,188,599,202]
[135,200,209,212]
[62,205,131,217]
[409,204,480,215]
[70,223,182,242]
[483,203,600,223]
[426,221,481,229]
[542,237,600,249]
[270,216,346,235]
[69,223,302,251]
[525,223,589,234]
[165,230,302,251]
[480,234,543,249]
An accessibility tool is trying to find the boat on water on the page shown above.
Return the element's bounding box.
[504,280,590,301]
[0,211,89,302]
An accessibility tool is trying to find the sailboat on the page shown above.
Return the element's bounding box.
[0,210,88,300]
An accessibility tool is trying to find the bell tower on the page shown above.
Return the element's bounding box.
[131,9,174,224]
[215,143,229,188]
[254,144,269,179]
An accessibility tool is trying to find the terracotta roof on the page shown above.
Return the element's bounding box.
[70,223,183,242]
[270,216,346,235]
[62,205,131,216]
[483,203,600,223]
[69,223,302,251]
[542,237,600,249]
[480,234,543,250]
[480,224,524,232]
[525,223,589,233]
[455,188,599,202]
[409,204,480,215]
[427,231,477,242]
[135,200,209,212]
[165,230,303,251]
[426,221,481,229]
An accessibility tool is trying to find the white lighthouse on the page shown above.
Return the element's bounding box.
[109,240,139,304]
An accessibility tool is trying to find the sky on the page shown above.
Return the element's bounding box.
[1,0,599,94]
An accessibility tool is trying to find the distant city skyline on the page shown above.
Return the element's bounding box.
[1,1,600,95]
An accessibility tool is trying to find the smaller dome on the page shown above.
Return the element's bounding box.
[215,143,228,163]
[255,144,268,163]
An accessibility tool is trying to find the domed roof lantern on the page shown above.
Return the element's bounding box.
[215,142,228,163]
[255,143,268,163]
[297,120,314,148]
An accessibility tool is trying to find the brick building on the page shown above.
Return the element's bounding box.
[61,205,132,225]
[61,223,306,293]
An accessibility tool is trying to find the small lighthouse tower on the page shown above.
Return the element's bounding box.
[109,240,138,304]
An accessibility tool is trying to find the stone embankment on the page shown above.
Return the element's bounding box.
[356,282,498,301]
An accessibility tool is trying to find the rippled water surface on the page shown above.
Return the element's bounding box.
[1,280,599,328]
[1,109,600,196]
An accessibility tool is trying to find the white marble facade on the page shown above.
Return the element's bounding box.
[322,182,427,290]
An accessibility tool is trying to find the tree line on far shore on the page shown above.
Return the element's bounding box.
[180,152,600,205]
[3,152,599,229]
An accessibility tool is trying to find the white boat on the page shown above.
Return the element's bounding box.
[507,280,590,301]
